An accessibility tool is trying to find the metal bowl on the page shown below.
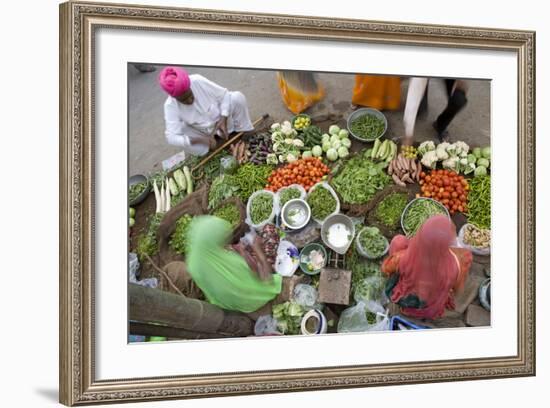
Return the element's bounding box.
[346,107,388,142]
[321,214,355,255]
[299,243,327,275]
[129,174,151,206]
[355,227,389,259]
[281,199,311,230]
[400,197,450,237]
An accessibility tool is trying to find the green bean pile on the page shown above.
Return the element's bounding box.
[213,203,240,228]
[350,113,385,140]
[250,193,273,224]
[402,198,448,236]
[374,193,409,228]
[467,175,491,229]
[129,181,147,203]
[279,187,301,207]
[307,186,336,220]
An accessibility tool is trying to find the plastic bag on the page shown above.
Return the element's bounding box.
[277,184,307,208]
[307,181,341,224]
[457,223,491,256]
[220,155,238,174]
[128,252,158,288]
[353,274,389,305]
[293,284,322,310]
[246,189,279,230]
[254,315,281,336]
[337,300,390,333]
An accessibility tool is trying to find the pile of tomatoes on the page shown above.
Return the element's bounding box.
[266,157,330,192]
[419,169,469,215]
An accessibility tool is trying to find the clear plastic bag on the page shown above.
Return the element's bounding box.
[220,155,238,174]
[337,300,390,333]
[128,252,158,288]
[254,315,281,336]
[277,184,307,207]
[353,274,389,305]
[457,223,491,256]
[293,284,322,310]
[246,189,279,230]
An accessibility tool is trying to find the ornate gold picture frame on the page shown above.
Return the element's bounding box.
[59,1,535,405]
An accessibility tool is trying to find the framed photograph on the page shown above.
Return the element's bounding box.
[59,1,535,405]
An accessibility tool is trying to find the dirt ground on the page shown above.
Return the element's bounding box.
[128,65,490,176]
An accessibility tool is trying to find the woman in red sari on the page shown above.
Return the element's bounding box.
[381,215,472,319]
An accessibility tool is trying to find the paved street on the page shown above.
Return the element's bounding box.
[129,65,490,175]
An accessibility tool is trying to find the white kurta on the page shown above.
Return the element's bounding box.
[163,74,254,156]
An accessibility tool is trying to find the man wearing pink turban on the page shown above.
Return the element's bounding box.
[158,66,253,157]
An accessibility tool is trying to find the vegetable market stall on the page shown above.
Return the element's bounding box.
[128,112,491,341]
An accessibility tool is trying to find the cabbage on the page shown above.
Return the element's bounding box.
[477,158,490,168]
[338,129,349,139]
[341,138,351,148]
[467,153,477,164]
[330,134,340,144]
[337,146,349,158]
[331,139,341,149]
[129,207,136,217]
[322,141,332,152]
[481,146,491,159]
[326,148,338,161]
[312,145,323,157]
[321,133,330,143]
[474,165,487,177]
[473,147,482,158]
[329,125,340,135]
[302,150,313,158]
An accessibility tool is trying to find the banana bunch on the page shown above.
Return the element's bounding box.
[371,138,398,162]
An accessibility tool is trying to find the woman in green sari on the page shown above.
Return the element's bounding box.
[186,215,282,313]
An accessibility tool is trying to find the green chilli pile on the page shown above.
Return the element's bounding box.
[467,175,491,229]
[374,193,409,229]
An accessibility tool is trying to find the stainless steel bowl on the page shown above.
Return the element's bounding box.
[281,199,311,230]
[321,214,355,255]
[346,107,388,142]
[129,174,151,206]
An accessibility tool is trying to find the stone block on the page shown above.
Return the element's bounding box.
[465,304,491,327]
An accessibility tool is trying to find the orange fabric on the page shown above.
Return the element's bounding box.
[277,72,324,115]
[352,75,401,110]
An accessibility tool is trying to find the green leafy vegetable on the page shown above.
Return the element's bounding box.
[358,226,388,258]
[129,181,147,203]
[135,213,164,262]
[169,214,193,256]
[272,301,305,334]
[330,150,391,204]
[212,203,240,228]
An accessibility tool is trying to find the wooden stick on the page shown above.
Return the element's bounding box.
[191,114,269,178]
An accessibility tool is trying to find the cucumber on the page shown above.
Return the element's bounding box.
[372,138,381,159]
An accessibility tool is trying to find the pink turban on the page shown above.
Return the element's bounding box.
[158,66,191,97]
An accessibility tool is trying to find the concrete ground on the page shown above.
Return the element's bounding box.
[129,65,490,175]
